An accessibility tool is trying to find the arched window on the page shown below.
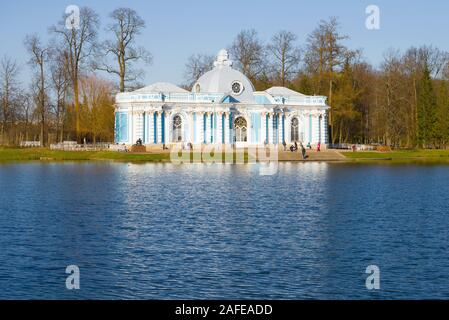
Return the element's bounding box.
[291,117,299,142]
[172,115,183,142]
[194,83,201,93]
[234,117,247,142]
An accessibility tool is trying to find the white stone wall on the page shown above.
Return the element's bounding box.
[115,106,329,146]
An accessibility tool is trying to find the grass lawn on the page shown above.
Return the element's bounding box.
[343,149,449,162]
[0,147,170,162]
[0,147,251,163]
[3,147,449,164]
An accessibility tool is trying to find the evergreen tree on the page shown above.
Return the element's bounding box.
[417,64,438,148]
[332,60,361,143]
[435,81,449,148]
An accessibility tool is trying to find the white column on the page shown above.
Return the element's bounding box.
[312,114,317,144]
[157,112,163,144]
[268,113,273,144]
[217,112,223,144]
[317,114,321,144]
[144,112,147,143]
[189,112,194,143]
[282,114,286,143]
[224,112,229,144]
[277,114,282,144]
[214,113,219,144]
[164,112,170,144]
[205,112,210,144]
[148,112,154,144]
[285,114,290,144]
[211,112,216,144]
[194,112,199,144]
[136,112,144,142]
[198,112,204,144]
[143,112,147,143]
[322,113,328,144]
[247,115,252,145]
[306,112,312,144]
[130,111,135,144]
[312,114,318,144]
[261,113,267,144]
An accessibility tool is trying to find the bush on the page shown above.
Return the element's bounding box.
[376,145,392,152]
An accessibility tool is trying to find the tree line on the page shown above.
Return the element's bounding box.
[184,18,449,148]
[0,7,151,146]
[1,8,448,148]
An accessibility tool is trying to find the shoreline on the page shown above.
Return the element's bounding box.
[2,148,449,164]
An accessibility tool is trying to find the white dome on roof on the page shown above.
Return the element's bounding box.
[193,49,255,103]
[135,82,188,94]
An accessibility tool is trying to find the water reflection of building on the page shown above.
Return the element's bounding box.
[114,49,330,148]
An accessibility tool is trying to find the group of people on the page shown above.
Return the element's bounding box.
[283,141,321,160]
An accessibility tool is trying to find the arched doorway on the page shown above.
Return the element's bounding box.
[234,117,247,143]
[291,117,299,142]
[172,115,183,142]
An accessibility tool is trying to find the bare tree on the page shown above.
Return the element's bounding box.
[50,6,99,141]
[18,92,35,142]
[95,7,152,92]
[50,48,70,142]
[25,34,50,146]
[229,29,265,80]
[267,30,301,87]
[380,49,409,147]
[0,56,20,144]
[305,17,349,77]
[183,54,214,89]
[79,75,114,143]
[304,17,352,143]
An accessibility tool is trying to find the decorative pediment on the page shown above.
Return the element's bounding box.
[220,95,240,103]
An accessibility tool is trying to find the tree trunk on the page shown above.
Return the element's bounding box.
[73,75,80,142]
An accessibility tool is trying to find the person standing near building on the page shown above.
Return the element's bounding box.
[300,142,306,160]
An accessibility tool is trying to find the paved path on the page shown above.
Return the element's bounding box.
[278,149,347,161]
[141,145,349,162]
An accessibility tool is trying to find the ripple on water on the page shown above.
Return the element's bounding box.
[0,162,449,299]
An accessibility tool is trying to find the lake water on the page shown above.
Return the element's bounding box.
[0,162,448,299]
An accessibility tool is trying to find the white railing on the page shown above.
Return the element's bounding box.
[116,92,224,104]
[20,141,42,147]
[272,96,327,106]
[50,142,112,151]
[116,91,328,106]
[329,143,376,151]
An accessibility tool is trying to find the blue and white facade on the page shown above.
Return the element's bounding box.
[115,49,330,148]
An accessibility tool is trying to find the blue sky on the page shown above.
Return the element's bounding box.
[1,0,449,87]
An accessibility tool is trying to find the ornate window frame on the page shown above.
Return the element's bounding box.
[231,81,244,95]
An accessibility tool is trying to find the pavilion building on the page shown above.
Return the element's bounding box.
[114,49,330,148]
